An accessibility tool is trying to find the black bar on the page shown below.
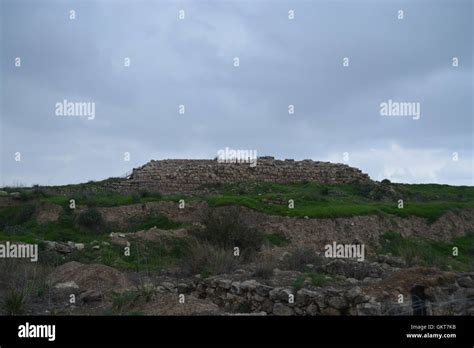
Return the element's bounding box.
[0,316,473,346]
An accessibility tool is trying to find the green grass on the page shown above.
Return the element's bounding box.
[264,233,290,247]
[377,232,474,272]
[1,183,188,208]
[395,183,474,202]
[0,204,36,229]
[1,180,472,252]
[126,214,182,232]
[111,290,140,314]
[60,236,189,271]
[293,272,332,290]
[0,198,183,245]
[206,181,474,222]
[42,192,185,208]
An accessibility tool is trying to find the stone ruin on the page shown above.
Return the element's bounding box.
[104,156,371,194]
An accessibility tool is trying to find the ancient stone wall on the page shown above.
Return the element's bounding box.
[113,157,371,194]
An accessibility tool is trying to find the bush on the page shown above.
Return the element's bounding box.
[1,289,25,315]
[139,190,150,198]
[180,241,238,276]
[283,248,323,271]
[192,207,264,258]
[0,259,52,307]
[57,211,75,227]
[3,225,30,236]
[77,208,104,231]
[16,204,36,224]
[111,290,140,314]
[252,257,277,279]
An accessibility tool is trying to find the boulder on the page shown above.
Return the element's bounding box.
[48,261,132,301]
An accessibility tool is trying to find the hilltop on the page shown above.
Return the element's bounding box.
[0,160,473,316]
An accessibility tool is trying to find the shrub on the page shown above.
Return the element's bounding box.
[252,258,276,279]
[180,241,238,276]
[16,204,36,224]
[1,289,25,315]
[57,211,75,227]
[77,208,104,231]
[320,187,330,196]
[137,283,157,303]
[283,247,324,271]
[3,225,30,236]
[192,207,264,258]
[111,290,140,314]
[139,190,150,198]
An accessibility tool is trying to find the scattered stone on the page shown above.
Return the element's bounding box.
[326,295,348,310]
[279,251,292,261]
[457,276,474,288]
[272,303,294,316]
[162,282,175,291]
[177,283,192,293]
[377,255,406,268]
[269,288,293,302]
[255,283,273,297]
[345,286,362,301]
[79,290,102,303]
[240,280,259,292]
[356,302,381,316]
[54,281,79,290]
[54,242,74,254]
[306,303,319,315]
[217,279,232,290]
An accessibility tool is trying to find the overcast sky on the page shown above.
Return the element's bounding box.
[1,0,472,187]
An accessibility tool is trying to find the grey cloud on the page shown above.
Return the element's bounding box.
[1,0,472,186]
